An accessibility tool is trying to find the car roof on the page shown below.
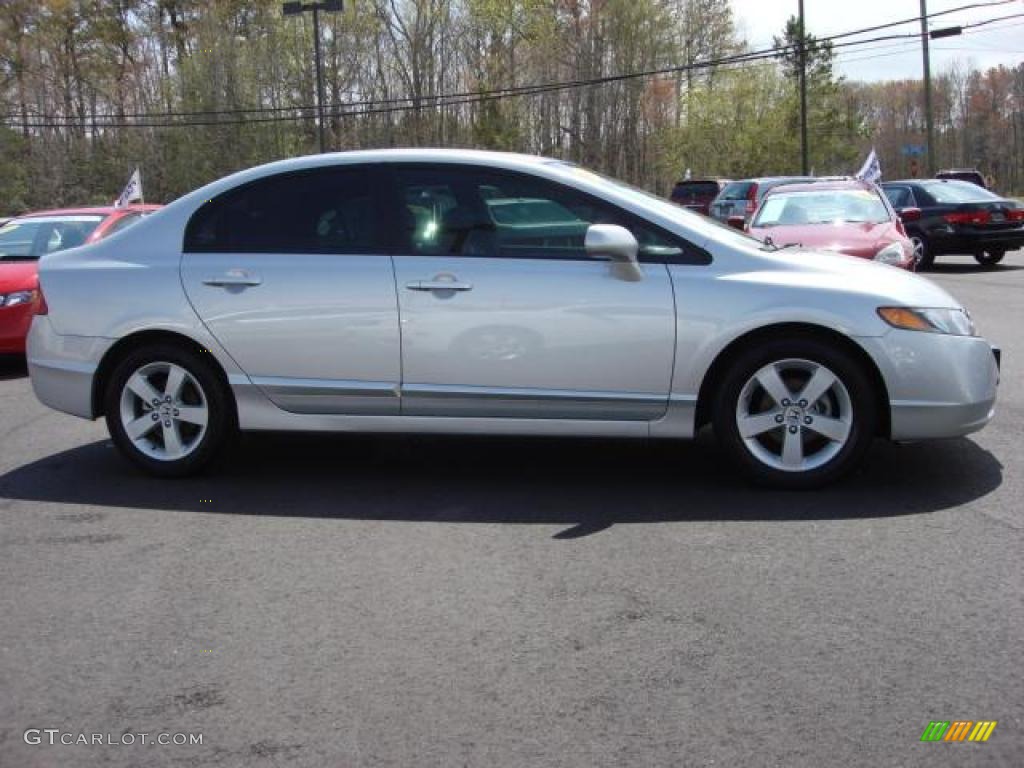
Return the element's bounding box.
[767,179,876,195]
[12,204,161,219]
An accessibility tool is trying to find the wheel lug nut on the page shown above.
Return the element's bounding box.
[163,420,171,427]
[781,399,791,407]
[151,399,160,406]
[788,426,799,434]
[165,396,173,403]
[804,416,813,424]
[151,413,159,421]
[799,399,808,407]
[775,415,784,424]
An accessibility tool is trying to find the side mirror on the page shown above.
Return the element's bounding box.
[898,207,922,222]
[585,224,642,281]
[727,215,746,231]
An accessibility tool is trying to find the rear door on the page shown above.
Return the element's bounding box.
[386,165,679,421]
[180,165,401,415]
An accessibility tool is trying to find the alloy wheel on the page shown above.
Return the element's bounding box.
[734,358,853,473]
[118,361,209,461]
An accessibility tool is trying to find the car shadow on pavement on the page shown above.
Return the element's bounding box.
[923,263,1024,274]
[0,356,28,380]
[0,430,1002,536]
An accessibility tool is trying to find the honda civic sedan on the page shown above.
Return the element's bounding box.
[27,150,1000,488]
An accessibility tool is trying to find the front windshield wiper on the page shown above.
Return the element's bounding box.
[759,236,802,252]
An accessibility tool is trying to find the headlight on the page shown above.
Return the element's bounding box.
[874,242,907,266]
[1,290,36,307]
[877,307,976,336]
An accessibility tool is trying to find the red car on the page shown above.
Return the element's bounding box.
[0,205,160,354]
[744,180,915,271]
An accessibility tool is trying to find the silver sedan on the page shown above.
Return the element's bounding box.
[27,150,1000,488]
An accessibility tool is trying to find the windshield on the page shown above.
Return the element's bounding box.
[921,180,1000,204]
[752,189,890,228]
[0,216,104,260]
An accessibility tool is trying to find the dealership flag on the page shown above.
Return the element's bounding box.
[855,148,882,185]
[115,167,143,207]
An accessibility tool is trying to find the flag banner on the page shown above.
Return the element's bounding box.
[855,149,882,184]
[115,168,143,208]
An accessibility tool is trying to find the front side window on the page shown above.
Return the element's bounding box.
[753,189,891,228]
[0,216,103,261]
[185,166,383,254]
[389,166,695,263]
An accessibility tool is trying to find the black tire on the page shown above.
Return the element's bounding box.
[712,337,877,490]
[973,249,1005,267]
[104,343,232,477]
[910,234,933,269]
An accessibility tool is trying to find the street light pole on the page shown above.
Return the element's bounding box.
[283,1,343,154]
[920,0,934,176]
[798,0,809,175]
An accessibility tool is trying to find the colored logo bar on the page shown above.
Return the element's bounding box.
[920,721,997,742]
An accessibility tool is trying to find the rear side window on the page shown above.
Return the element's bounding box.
[185,166,384,254]
[719,181,753,200]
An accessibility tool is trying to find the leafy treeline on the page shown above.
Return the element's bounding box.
[0,0,1021,215]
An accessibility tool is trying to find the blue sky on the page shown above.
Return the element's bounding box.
[730,0,1024,81]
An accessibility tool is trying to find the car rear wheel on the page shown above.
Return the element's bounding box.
[712,339,877,489]
[104,344,231,477]
[910,234,932,269]
[973,249,1005,267]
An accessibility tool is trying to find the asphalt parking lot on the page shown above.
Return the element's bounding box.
[1,252,1022,768]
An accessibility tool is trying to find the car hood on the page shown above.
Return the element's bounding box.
[740,245,961,310]
[749,221,902,257]
[0,261,39,292]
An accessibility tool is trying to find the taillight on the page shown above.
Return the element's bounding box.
[1008,209,1024,222]
[35,285,48,315]
[944,210,990,226]
[745,183,759,214]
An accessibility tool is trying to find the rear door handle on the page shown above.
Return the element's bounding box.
[202,270,262,287]
[406,280,473,292]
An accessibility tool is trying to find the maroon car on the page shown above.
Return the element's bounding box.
[745,180,916,271]
[669,178,729,216]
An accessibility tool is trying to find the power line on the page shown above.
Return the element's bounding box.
[5,4,1021,130]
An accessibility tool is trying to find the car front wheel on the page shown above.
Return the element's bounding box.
[713,339,877,489]
[104,344,231,477]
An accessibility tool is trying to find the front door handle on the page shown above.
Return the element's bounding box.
[202,270,262,287]
[406,280,473,292]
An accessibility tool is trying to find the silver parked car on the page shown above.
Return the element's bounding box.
[27,150,1000,488]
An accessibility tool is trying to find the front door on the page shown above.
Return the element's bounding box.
[387,165,677,420]
[180,165,401,415]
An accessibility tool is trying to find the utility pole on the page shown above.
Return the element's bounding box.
[283,1,343,153]
[920,0,934,176]
[798,0,809,175]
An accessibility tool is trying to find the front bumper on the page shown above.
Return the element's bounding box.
[26,316,113,419]
[857,330,999,440]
